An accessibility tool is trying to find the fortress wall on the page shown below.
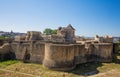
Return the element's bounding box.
[26,31,43,41]
[43,43,75,71]
[14,36,26,41]
[10,41,114,71]
[74,44,87,64]
[43,43,114,71]
[85,44,95,62]
[11,42,30,60]
[30,42,45,63]
[74,43,96,63]
[74,43,113,64]
[0,43,11,60]
[11,41,45,63]
[0,43,10,54]
[113,43,119,53]
[94,43,113,62]
[103,38,113,43]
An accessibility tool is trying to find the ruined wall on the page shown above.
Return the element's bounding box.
[0,43,10,54]
[95,36,113,43]
[11,41,45,63]
[74,43,113,64]
[93,43,113,62]
[74,44,87,64]
[50,35,65,42]
[113,43,119,53]
[11,42,30,60]
[103,38,113,43]
[25,31,43,41]
[30,42,45,63]
[43,42,113,71]
[43,43,75,71]
[57,25,75,43]
[0,43,11,60]
[14,36,26,41]
[0,40,114,71]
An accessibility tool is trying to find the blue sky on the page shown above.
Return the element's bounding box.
[0,0,120,36]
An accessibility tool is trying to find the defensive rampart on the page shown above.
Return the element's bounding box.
[0,40,116,71]
[11,41,45,63]
[43,43,113,71]
[0,25,118,71]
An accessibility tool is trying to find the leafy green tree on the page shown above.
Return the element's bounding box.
[43,28,57,35]
[51,29,57,34]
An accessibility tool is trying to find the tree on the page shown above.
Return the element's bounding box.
[51,29,57,34]
[43,28,57,35]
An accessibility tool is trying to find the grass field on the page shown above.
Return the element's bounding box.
[0,52,120,77]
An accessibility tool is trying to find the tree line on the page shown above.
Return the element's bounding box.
[43,28,57,35]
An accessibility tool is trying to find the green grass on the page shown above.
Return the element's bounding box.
[0,36,5,40]
[0,36,11,40]
[0,60,20,68]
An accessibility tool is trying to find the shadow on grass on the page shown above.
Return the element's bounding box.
[68,62,102,76]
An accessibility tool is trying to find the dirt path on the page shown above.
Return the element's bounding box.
[0,68,120,77]
[0,69,41,77]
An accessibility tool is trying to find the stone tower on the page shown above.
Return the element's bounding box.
[57,24,75,43]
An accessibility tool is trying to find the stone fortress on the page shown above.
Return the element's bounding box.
[0,24,119,71]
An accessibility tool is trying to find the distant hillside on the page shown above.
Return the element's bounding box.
[0,31,26,36]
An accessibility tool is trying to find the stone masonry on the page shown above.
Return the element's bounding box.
[0,24,118,71]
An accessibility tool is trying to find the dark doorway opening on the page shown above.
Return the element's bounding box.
[24,53,31,63]
[25,53,30,60]
[23,48,31,63]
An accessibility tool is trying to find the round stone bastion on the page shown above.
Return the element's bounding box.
[43,43,76,71]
